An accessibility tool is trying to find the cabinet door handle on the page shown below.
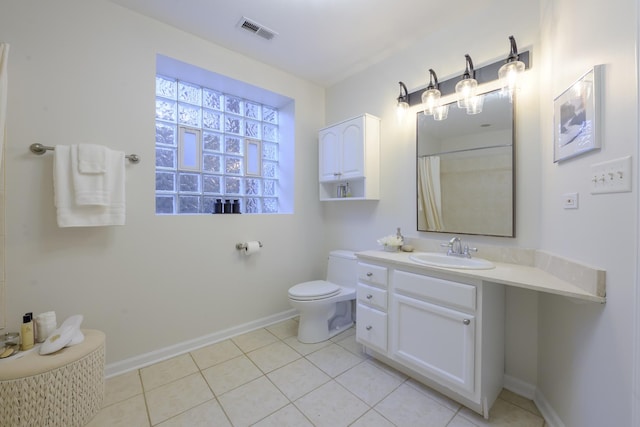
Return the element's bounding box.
[463,319,471,325]
[366,294,373,299]
[366,325,372,330]
[366,272,373,277]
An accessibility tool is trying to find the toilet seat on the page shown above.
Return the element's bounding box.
[288,280,341,301]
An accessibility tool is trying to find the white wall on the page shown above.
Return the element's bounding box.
[323,0,542,388]
[536,0,638,426]
[323,0,638,425]
[0,0,326,365]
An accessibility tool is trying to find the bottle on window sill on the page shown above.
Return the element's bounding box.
[213,199,223,214]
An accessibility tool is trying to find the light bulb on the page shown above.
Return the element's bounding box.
[456,78,478,109]
[499,60,525,101]
[466,95,484,115]
[433,104,449,121]
[422,88,441,116]
[396,100,409,123]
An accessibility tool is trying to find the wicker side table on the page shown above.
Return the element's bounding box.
[0,329,105,427]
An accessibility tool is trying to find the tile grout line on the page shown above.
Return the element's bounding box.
[101,322,546,427]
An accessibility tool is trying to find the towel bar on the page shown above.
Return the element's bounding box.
[30,143,140,164]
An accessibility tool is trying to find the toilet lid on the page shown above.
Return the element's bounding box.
[289,280,341,300]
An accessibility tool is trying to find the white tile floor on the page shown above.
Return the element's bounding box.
[88,319,547,427]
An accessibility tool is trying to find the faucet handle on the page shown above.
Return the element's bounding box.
[440,241,454,255]
[463,245,478,258]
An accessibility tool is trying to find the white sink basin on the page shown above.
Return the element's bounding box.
[409,252,495,270]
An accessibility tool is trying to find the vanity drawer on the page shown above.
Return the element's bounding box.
[357,283,387,311]
[358,263,388,287]
[393,270,476,312]
[356,303,387,352]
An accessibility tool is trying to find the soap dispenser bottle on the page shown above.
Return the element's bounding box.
[21,313,34,351]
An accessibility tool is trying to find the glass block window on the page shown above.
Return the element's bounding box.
[155,75,280,214]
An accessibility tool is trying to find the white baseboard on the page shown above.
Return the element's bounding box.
[503,374,566,427]
[503,374,536,399]
[105,309,298,378]
[534,388,566,427]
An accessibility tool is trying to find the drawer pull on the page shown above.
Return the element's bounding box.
[366,294,373,299]
[366,325,373,330]
[366,272,373,277]
[463,319,471,325]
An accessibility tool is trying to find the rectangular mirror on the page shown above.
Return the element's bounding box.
[416,89,515,237]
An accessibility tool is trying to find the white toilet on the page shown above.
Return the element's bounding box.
[288,250,357,343]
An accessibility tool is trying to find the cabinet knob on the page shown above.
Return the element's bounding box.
[463,319,471,325]
[366,272,373,277]
[366,294,373,299]
[366,325,372,330]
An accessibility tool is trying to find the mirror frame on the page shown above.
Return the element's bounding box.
[415,89,516,237]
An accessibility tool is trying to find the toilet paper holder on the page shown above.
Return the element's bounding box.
[235,241,263,250]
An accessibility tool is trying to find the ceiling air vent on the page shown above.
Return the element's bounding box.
[238,16,278,41]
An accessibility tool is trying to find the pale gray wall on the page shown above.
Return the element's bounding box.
[0,0,326,364]
[323,0,542,388]
[323,0,638,425]
[536,0,637,426]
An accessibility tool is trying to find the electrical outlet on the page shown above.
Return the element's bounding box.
[563,192,578,209]
[590,156,632,194]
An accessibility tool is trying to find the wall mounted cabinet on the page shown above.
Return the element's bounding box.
[318,114,380,200]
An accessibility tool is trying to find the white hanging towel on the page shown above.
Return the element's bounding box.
[72,144,109,205]
[53,145,126,227]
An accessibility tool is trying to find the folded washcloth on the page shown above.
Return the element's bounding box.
[78,143,107,173]
[72,144,109,205]
[54,145,126,227]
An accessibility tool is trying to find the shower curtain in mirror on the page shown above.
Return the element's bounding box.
[418,156,444,231]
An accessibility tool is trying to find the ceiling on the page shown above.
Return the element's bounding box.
[108,0,487,87]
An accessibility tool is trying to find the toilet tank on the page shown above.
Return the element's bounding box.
[326,250,358,289]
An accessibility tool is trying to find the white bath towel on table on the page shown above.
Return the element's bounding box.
[53,145,126,227]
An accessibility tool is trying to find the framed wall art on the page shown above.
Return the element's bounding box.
[553,65,602,162]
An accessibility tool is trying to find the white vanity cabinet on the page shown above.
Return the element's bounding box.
[355,259,505,418]
[355,262,388,352]
[318,114,380,200]
[391,271,477,394]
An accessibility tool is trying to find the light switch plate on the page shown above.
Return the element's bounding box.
[590,156,632,194]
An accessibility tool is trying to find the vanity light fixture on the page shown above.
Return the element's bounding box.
[396,81,410,122]
[433,104,449,121]
[455,54,478,109]
[498,35,525,101]
[421,69,441,116]
[465,95,484,115]
[395,36,529,119]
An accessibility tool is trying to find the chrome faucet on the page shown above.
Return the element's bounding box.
[441,237,478,258]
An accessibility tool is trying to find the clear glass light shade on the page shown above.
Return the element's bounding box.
[455,78,478,108]
[433,104,449,121]
[465,95,484,115]
[396,100,409,123]
[421,88,441,115]
[499,60,525,100]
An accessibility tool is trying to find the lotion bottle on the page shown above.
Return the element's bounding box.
[21,313,34,351]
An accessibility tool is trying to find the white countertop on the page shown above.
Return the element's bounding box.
[356,250,606,304]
